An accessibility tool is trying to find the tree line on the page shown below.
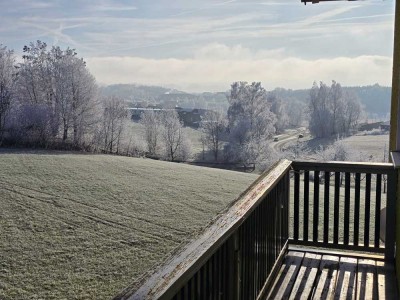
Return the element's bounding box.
[1,41,364,169]
[197,80,363,170]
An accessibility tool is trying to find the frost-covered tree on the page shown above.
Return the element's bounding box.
[287,99,305,127]
[309,81,362,138]
[226,82,276,169]
[0,45,16,137]
[315,139,364,162]
[15,41,98,144]
[140,110,161,156]
[160,110,191,161]
[267,94,289,133]
[101,96,127,153]
[200,110,227,161]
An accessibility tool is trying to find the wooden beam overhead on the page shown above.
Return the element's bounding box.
[301,0,359,3]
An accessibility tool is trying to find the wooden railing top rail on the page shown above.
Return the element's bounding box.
[114,159,292,300]
[292,160,394,174]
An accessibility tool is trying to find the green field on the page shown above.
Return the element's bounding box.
[0,152,257,299]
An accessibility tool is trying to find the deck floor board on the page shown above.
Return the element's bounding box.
[267,250,398,300]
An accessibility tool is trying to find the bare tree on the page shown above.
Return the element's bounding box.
[140,110,161,156]
[200,110,227,161]
[101,96,127,153]
[0,45,16,138]
[160,110,191,161]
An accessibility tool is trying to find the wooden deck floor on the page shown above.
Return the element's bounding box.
[267,249,398,299]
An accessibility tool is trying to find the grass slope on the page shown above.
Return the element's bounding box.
[0,152,257,299]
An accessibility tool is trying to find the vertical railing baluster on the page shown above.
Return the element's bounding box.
[260,202,264,293]
[334,172,340,244]
[259,202,264,291]
[196,268,201,299]
[294,171,300,240]
[209,253,214,299]
[254,206,258,295]
[285,172,290,242]
[375,174,382,249]
[304,171,310,241]
[242,223,247,300]
[344,172,351,245]
[222,247,225,299]
[184,281,189,300]
[323,171,330,243]
[205,257,209,298]
[234,232,240,300]
[215,249,220,300]
[269,192,273,270]
[266,195,270,275]
[198,266,203,299]
[251,210,256,299]
[176,289,181,300]
[190,275,195,300]
[219,247,223,299]
[313,170,320,242]
[364,173,371,248]
[354,173,361,246]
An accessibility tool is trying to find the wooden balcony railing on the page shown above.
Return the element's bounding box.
[115,159,397,300]
[290,161,397,261]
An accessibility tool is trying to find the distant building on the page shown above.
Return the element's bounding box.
[127,106,209,127]
[358,122,382,131]
[177,108,208,128]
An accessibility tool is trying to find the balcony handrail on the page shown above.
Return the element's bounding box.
[292,160,393,174]
[114,159,292,300]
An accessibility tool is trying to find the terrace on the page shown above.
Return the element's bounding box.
[114,0,400,299]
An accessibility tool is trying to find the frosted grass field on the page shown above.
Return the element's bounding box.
[0,152,257,299]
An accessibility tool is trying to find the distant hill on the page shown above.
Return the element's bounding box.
[99,84,171,102]
[101,83,391,117]
[345,84,391,118]
[100,84,228,111]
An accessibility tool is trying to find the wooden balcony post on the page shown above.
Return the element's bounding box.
[385,170,397,262]
[390,0,400,290]
[390,1,400,152]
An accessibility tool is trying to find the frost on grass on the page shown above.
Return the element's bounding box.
[0,153,257,300]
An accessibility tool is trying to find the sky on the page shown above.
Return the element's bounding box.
[0,0,395,92]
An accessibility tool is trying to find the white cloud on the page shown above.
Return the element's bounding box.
[86,44,392,92]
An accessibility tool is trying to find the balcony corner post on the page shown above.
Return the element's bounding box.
[386,169,397,262]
